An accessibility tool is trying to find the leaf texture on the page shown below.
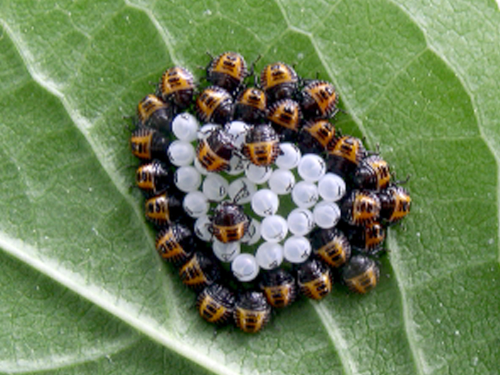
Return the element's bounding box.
[0,1,499,374]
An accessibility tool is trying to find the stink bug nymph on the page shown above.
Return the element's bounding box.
[296,259,332,300]
[340,190,381,226]
[136,94,173,134]
[130,127,170,161]
[242,124,281,167]
[378,184,411,225]
[298,119,336,154]
[309,227,351,268]
[212,201,250,243]
[158,66,196,110]
[234,87,267,124]
[353,154,391,191]
[144,192,183,227]
[135,159,172,196]
[260,62,299,102]
[196,128,235,172]
[234,290,271,333]
[179,252,221,291]
[346,221,386,255]
[326,136,367,177]
[155,223,194,265]
[300,80,339,119]
[196,86,234,125]
[267,99,302,140]
[206,51,248,94]
[342,255,380,294]
[196,283,236,325]
[259,268,297,308]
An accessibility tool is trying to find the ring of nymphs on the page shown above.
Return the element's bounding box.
[129,52,412,333]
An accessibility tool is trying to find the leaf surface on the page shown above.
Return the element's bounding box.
[0,1,499,374]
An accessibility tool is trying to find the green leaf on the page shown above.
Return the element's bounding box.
[1,0,499,374]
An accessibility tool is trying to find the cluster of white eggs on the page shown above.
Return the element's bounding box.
[167,113,347,283]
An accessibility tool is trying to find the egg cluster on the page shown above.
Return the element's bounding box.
[129,52,411,333]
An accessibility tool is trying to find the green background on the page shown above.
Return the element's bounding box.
[1,0,499,374]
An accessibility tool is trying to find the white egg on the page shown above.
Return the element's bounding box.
[291,181,319,208]
[275,143,301,169]
[231,253,260,282]
[225,121,251,148]
[245,163,273,184]
[194,215,213,241]
[260,215,288,243]
[168,140,195,167]
[255,242,284,270]
[251,189,279,217]
[317,173,346,202]
[226,153,248,176]
[283,236,312,263]
[182,191,209,218]
[202,174,229,202]
[174,166,201,193]
[213,239,241,263]
[287,208,315,236]
[313,201,341,229]
[228,177,256,204]
[172,112,199,142]
[297,154,326,182]
[268,169,295,195]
